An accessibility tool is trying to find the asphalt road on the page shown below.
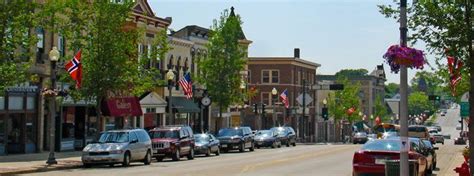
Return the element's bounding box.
[24,107,464,176]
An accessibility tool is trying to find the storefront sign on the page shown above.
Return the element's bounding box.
[102,97,142,117]
[6,86,38,93]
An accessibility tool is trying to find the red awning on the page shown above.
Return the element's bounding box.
[101,97,143,117]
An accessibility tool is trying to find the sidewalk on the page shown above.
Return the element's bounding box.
[0,151,82,175]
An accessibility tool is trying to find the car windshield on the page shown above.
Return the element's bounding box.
[422,140,433,148]
[361,140,401,151]
[149,130,179,139]
[98,132,129,143]
[256,130,273,137]
[271,127,287,135]
[195,135,210,143]
[218,129,243,137]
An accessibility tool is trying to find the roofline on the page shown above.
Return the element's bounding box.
[248,57,321,67]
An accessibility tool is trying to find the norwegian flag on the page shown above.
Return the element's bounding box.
[178,72,193,99]
[64,50,82,89]
[280,89,289,108]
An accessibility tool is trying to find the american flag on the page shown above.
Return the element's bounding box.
[280,89,289,108]
[178,72,193,99]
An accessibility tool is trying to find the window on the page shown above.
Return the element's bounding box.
[129,132,138,142]
[36,28,45,63]
[262,70,279,84]
[8,96,23,110]
[26,96,35,110]
[0,96,4,110]
[58,34,65,57]
[146,108,156,113]
[136,131,150,142]
[262,92,270,105]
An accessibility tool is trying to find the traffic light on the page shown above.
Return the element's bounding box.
[429,95,440,101]
[253,104,258,114]
[322,107,328,121]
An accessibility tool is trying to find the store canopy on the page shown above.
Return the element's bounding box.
[168,97,200,113]
[101,97,142,116]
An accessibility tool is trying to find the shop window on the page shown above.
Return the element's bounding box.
[0,116,4,144]
[0,97,4,110]
[26,114,36,143]
[271,70,279,83]
[8,96,23,110]
[87,115,99,137]
[36,27,45,63]
[26,96,35,110]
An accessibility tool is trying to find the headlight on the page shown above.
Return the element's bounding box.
[109,150,124,154]
[232,138,241,142]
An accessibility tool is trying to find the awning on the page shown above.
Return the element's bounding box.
[168,97,200,113]
[140,92,167,108]
[101,97,143,116]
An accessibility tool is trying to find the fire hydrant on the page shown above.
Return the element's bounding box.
[454,160,471,176]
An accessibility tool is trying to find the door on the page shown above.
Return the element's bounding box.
[0,115,5,155]
[7,114,24,154]
[128,132,140,160]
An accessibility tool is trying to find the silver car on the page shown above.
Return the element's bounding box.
[82,129,152,167]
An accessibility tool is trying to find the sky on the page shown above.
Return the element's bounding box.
[148,0,437,84]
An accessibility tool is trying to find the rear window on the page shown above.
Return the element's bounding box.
[408,126,427,132]
[361,140,401,151]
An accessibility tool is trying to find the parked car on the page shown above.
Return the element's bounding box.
[194,133,220,156]
[217,127,255,152]
[422,139,438,170]
[430,132,445,145]
[270,126,296,147]
[254,130,281,148]
[352,139,428,176]
[408,125,429,139]
[352,132,368,144]
[412,138,435,174]
[148,125,195,161]
[82,129,152,167]
[456,124,462,130]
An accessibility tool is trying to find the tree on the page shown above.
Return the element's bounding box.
[408,91,434,116]
[374,95,388,122]
[334,69,368,78]
[197,9,246,121]
[327,77,362,122]
[0,1,38,94]
[385,82,399,98]
[379,1,473,169]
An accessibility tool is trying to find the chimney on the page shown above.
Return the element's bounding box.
[294,48,300,58]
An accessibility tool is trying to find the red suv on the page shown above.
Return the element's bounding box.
[148,126,195,161]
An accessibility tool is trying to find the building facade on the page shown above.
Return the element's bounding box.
[247,48,320,142]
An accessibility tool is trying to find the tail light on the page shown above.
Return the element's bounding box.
[353,151,374,164]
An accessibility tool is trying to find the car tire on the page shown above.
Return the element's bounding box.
[109,164,114,167]
[272,142,276,148]
[278,142,281,148]
[286,141,290,147]
[144,150,151,165]
[206,148,211,157]
[83,163,92,168]
[250,142,255,152]
[215,147,220,156]
[433,162,437,169]
[122,152,130,167]
[187,148,195,160]
[156,156,163,162]
[172,149,180,161]
[292,142,296,147]
[239,143,245,152]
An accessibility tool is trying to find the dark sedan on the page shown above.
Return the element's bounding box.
[352,132,368,144]
[270,126,296,147]
[254,130,281,148]
[194,134,220,156]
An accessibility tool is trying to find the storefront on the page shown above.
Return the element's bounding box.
[0,86,39,155]
[139,92,166,130]
[101,97,143,130]
[167,96,200,126]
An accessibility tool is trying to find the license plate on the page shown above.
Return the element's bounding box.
[375,159,386,165]
[221,144,227,148]
[258,142,263,145]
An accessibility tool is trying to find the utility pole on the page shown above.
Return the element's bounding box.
[399,0,409,175]
[302,79,306,142]
[465,0,474,172]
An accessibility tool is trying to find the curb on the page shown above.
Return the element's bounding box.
[0,161,82,175]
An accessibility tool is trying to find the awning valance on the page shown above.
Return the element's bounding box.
[101,97,142,116]
[168,97,200,113]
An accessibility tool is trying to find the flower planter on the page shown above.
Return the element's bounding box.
[383,45,426,73]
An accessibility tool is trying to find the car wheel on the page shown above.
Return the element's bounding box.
[433,162,437,169]
[156,156,163,162]
[172,149,180,161]
[144,150,151,165]
[206,148,211,157]
[278,142,281,148]
[292,142,296,147]
[239,143,245,152]
[122,152,130,167]
[272,142,276,148]
[83,163,92,168]
[215,147,220,156]
[109,164,114,167]
[286,141,290,147]
[250,142,255,152]
[187,148,195,160]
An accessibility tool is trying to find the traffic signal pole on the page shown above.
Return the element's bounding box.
[399,0,409,175]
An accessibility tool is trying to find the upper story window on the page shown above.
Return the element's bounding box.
[58,33,65,57]
[262,70,279,84]
[36,27,45,63]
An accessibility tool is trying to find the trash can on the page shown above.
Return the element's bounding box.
[385,160,419,176]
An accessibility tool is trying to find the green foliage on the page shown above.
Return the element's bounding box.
[327,77,361,122]
[335,69,368,78]
[374,94,388,121]
[385,82,399,98]
[197,9,246,115]
[0,1,38,94]
[408,91,434,116]
[410,71,445,94]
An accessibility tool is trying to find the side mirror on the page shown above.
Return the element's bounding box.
[130,139,138,144]
[433,147,439,150]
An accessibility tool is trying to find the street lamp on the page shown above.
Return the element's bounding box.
[323,98,327,106]
[271,88,278,127]
[322,98,328,142]
[166,69,175,125]
[46,46,59,165]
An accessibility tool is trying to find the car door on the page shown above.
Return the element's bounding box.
[208,134,216,152]
[180,129,190,154]
[137,131,150,158]
[128,132,140,161]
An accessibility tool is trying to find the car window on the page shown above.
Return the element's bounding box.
[98,132,129,143]
[411,141,420,152]
[218,129,243,136]
[187,127,194,137]
[422,140,432,148]
[182,129,189,138]
[130,131,138,142]
[136,131,150,142]
[150,130,179,138]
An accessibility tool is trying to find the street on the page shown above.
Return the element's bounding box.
[20,108,463,176]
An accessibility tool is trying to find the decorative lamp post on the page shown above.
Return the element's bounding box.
[240,81,246,127]
[166,69,175,125]
[46,47,60,165]
[323,98,328,142]
[271,88,278,126]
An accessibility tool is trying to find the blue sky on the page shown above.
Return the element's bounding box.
[149,0,436,84]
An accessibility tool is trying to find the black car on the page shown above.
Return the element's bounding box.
[194,133,220,156]
[422,139,438,170]
[254,130,281,148]
[270,126,296,147]
[217,127,255,153]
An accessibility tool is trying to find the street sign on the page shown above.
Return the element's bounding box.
[296,93,313,106]
[461,102,469,117]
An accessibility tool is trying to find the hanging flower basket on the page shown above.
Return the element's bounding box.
[41,88,59,97]
[383,45,426,73]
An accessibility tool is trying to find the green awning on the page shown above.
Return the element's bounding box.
[168,97,200,113]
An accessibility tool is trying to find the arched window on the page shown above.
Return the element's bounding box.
[168,55,174,70]
[36,27,45,63]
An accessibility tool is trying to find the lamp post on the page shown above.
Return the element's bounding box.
[323,98,328,142]
[370,115,374,127]
[271,88,278,127]
[46,47,59,165]
[166,70,175,125]
[240,82,246,128]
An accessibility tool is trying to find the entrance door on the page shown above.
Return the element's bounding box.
[7,114,24,154]
[0,115,5,155]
